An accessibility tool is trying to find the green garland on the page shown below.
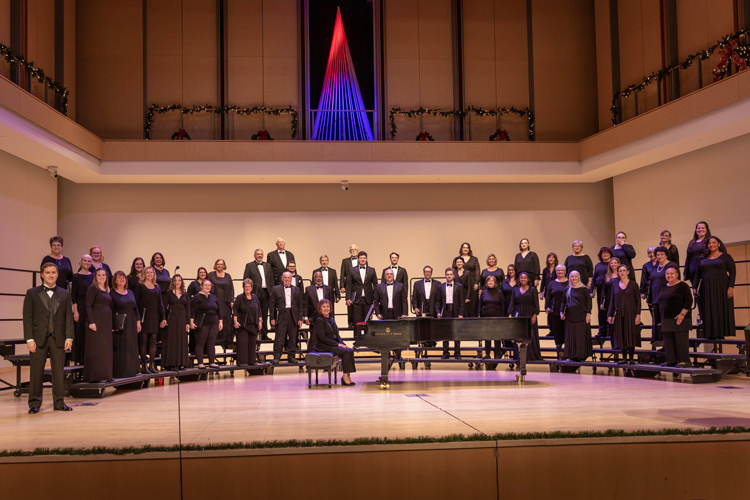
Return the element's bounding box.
[0,43,69,115]
[144,104,298,140]
[389,106,535,141]
[612,28,750,125]
[2,426,748,457]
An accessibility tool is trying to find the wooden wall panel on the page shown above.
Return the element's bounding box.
[25,0,55,101]
[0,0,10,47]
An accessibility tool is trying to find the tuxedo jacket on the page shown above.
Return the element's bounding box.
[373,282,408,317]
[381,266,409,288]
[243,261,274,294]
[340,256,359,290]
[411,278,441,316]
[267,249,296,284]
[268,284,303,323]
[435,282,466,317]
[312,267,340,298]
[303,284,335,319]
[277,272,304,292]
[345,265,378,304]
[23,285,74,347]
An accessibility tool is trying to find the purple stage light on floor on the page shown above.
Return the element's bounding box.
[312,7,374,141]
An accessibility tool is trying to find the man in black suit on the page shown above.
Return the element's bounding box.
[23,262,74,413]
[411,265,440,317]
[374,268,409,360]
[382,252,408,288]
[268,271,304,364]
[283,261,305,291]
[340,244,359,328]
[303,271,335,330]
[243,248,274,340]
[435,268,466,359]
[312,254,340,302]
[267,237,295,285]
[345,250,378,338]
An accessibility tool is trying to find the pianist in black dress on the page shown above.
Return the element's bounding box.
[110,271,140,378]
[659,230,680,265]
[610,231,636,282]
[591,247,612,339]
[313,299,356,386]
[564,240,594,290]
[190,279,223,368]
[696,236,736,340]
[135,266,166,374]
[540,253,558,302]
[127,257,145,291]
[41,236,73,290]
[509,272,541,361]
[71,254,94,365]
[544,265,568,352]
[208,259,235,346]
[654,265,693,367]
[514,238,541,288]
[480,254,505,290]
[163,275,190,370]
[562,271,593,362]
[84,268,113,382]
[684,221,711,288]
[478,275,506,360]
[232,279,263,366]
[89,246,112,280]
[453,242,480,309]
[607,264,641,364]
[454,257,477,319]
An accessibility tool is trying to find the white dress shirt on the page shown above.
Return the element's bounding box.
[284,286,292,308]
[446,283,454,304]
[278,251,287,268]
[359,266,366,296]
[257,261,267,289]
[386,283,394,308]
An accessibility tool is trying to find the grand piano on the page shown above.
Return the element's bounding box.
[354,317,533,388]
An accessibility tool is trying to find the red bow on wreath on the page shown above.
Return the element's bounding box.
[713,40,748,82]
[417,132,432,141]
[257,130,270,140]
[175,128,188,139]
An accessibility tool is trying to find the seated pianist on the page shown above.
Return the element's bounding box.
[313,299,356,386]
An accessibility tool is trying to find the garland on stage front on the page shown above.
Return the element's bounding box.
[389,106,535,141]
[0,43,70,115]
[145,104,299,140]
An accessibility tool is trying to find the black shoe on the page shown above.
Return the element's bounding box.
[149,362,158,373]
[454,353,461,360]
[28,407,40,414]
[261,334,271,341]
[54,404,73,412]
[287,357,297,364]
[660,362,677,367]
[342,380,356,386]
[676,362,692,368]
[441,352,449,360]
[271,359,280,365]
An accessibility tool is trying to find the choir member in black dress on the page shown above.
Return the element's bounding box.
[591,247,612,339]
[41,236,73,290]
[654,265,693,367]
[540,253,558,301]
[163,275,190,370]
[544,265,568,352]
[454,257,477,319]
[564,240,594,289]
[71,254,94,364]
[110,271,141,378]
[84,268,113,382]
[208,258,235,346]
[659,230,680,265]
[89,246,112,280]
[190,279,223,368]
[382,252,409,288]
[648,247,673,344]
[514,239,541,288]
[684,221,711,288]
[640,247,657,301]
[480,254,505,290]
[501,265,518,314]
[244,249,274,340]
[453,242,480,311]
[340,244,359,329]
[188,267,213,297]
[478,275,506,360]
[313,299,356,385]
[562,271,593,362]
[127,257,145,292]
[695,236,736,340]
[436,268,466,359]
[509,272,541,361]
[151,252,171,293]
[607,264,642,364]
[284,261,305,291]
[233,279,263,366]
[610,231,637,281]
[270,271,304,363]
[135,266,166,373]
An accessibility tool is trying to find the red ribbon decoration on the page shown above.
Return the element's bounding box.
[175,128,188,140]
[417,131,431,141]
[497,129,508,141]
[257,129,270,140]
[713,40,748,82]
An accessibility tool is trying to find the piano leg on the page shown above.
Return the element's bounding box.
[516,341,529,382]
[378,351,391,389]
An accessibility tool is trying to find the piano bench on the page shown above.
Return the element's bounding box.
[305,353,341,388]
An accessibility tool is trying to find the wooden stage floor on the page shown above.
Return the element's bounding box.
[2,362,750,452]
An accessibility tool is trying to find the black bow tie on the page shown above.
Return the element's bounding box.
[386,283,394,286]
[44,286,55,292]
[284,286,291,289]
[321,268,328,272]
[360,266,366,269]
[256,261,263,265]
[391,266,397,269]
[424,280,431,283]
[447,284,453,287]
[278,251,284,254]
[315,285,322,289]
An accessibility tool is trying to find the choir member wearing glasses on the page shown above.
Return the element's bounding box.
[591,247,612,339]
[514,238,540,288]
[480,254,505,291]
[233,279,263,367]
[540,252,558,301]
[562,270,593,362]
[71,254,94,364]
[88,246,112,280]
[110,270,141,378]
[190,279,223,368]
[313,299,356,386]
[564,240,594,289]
[695,236,735,340]
[84,268,113,382]
[127,257,145,292]
[654,264,693,367]
[509,272,542,361]
[544,265,568,353]
[163,274,190,370]
[41,236,73,290]
[648,247,673,344]
[659,229,680,265]
[610,231,636,282]
[208,258,235,346]
[135,266,166,373]
[478,275,506,362]
[607,264,641,364]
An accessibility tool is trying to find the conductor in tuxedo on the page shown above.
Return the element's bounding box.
[243,248,274,340]
[435,268,466,359]
[382,252,409,288]
[267,237,295,285]
[340,244,359,327]
[345,251,378,338]
[304,271,335,326]
[374,268,409,360]
[412,265,440,317]
[23,262,74,413]
[269,272,304,363]
[312,255,340,302]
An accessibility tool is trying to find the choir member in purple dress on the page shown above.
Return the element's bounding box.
[655,265,693,367]
[607,264,642,364]
[562,271,593,362]
[71,254,93,364]
[84,269,113,382]
[544,265,568,353]
[610,232,636,283]
[591,247,612,339]
[127,257,145,291]
[509,272,541,361]
[163,275,190,370]
[41,236,73,290]
[564,240,594,290]
[208,258,235,346]
[110,271,141,378]
[135,266,166,373]
[695,236,735,340]
[514,239,541,288]
[540,253,558,302]
[659,230,680,265]
[89,246,112,280]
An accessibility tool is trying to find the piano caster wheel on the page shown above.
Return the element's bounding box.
[592,367,597,374]
[379,382,390,390]
[468,362,474,369]
[515,374,525,382]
